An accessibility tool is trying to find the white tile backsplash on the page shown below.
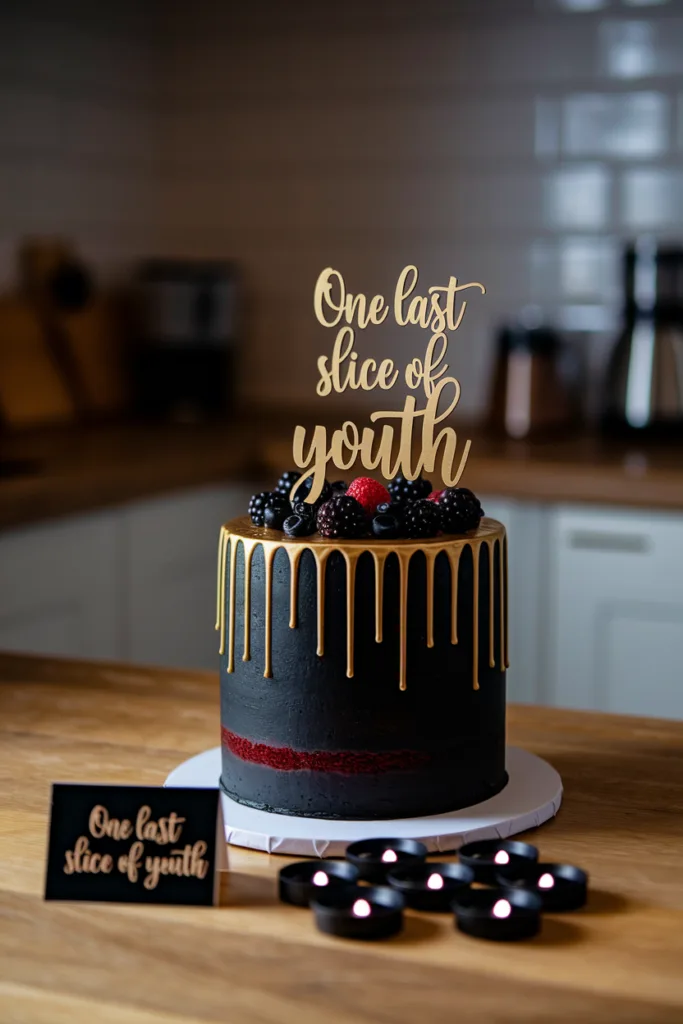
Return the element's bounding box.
[1,0,683,412]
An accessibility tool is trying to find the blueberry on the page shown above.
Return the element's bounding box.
[372,513,401,539]
[283,513,317,538]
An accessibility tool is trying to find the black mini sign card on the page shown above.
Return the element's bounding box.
[45,784,227,906]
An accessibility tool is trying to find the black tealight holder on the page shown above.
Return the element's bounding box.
[457,839,539,884]
[386,862,474,912]
[345,838,428,883]
[311,884,405,940]
[496,862,588,912]
[279,860,360,907]
[451,887,542,942]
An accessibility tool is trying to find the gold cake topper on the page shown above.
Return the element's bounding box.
[291,265,485,503]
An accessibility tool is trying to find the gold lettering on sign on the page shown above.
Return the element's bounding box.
[293,265,485,504]
[62,802,208,890]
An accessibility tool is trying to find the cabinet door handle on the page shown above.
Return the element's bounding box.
[568,530,650,553]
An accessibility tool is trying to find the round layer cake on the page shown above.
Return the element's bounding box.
[217,508,509,820]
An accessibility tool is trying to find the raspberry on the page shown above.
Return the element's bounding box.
[438,487,484,534]
[403,499,440,539]
[428,489,445,503]
[248,491,272,526]
[316,495,367,539]
[345,477,391,516]
[388,473,432,505]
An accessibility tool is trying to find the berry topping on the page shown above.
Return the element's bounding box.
[388,473,432,505]
[428,489,445,503]
[293,476,332,508]
[438,487,484,534]
[403,498,440,539]
[263,493,290,530]
[248,491,272,527]
[316,495,368,539]
[274,470,301,498]
[330,480,348,493]
[345,477,391,516]
[283,513,317,538]
[372,512,401,539]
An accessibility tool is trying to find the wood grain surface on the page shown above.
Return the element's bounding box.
[1,411,683,532]
[1,652,683,1023]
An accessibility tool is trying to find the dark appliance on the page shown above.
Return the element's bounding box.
[602,242,683,436]
[133,260,239,420]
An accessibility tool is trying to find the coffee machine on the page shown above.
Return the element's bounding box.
[602,241,683,436]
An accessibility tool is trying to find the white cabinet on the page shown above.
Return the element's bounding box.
[0,511,122,660]
[123,484,253,670]
[0,484,255,671]
[548,506,683,719]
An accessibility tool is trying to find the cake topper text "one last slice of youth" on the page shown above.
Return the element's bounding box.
[291,266,486,504]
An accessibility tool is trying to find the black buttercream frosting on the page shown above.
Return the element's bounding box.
[219,539,507,819]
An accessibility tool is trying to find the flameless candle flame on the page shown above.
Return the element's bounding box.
[427,873,445,890]
[312,871,329,887]
[493,850,510,865]
[538,872,555,889]
[492,898,512,919]
[352,898,372,918]
[381,849,398,864]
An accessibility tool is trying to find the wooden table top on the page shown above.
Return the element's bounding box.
[1,409,682,532]
[1,652,683,1022]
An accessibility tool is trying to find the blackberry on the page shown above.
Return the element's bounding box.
[316,495,367,539]
[283,513,317,538]
[263,493,290,530]
[438,487,484,534]
[372,512,401,540]
[274,470,301,499]
[388,473,432,506]
[403,498,440,539]
[248,491,272,526]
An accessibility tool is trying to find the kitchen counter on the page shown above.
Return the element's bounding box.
[1,411,682,532]
[1,652,683,1022]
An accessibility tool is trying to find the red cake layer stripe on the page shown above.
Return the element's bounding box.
[221,727,428,774]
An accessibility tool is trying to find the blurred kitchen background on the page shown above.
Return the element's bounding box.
[1,0,682,717]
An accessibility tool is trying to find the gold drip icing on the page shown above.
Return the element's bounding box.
[372,551,387,643]
[216,516,507,690]
[263,545,277,678]
[242,539,256,662]
[426,552,435,649]
[446,548,461,644]
[342,551,358,678]
[471,542,480,691]
[488,539,496,669]
[316,552,329,656]
[287,547,302,629]
[504,534,510,669]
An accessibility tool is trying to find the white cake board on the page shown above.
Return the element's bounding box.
[165,746,562,858]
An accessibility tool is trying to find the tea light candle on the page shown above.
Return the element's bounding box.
[311,884,405,940]
[451,887,542,942]
[386,862,474,912]
[279,859,359,907]
[496,862,588,912]
[345,838,428,883]
[457,839,538,884]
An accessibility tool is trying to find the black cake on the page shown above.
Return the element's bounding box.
[217,478,508,821]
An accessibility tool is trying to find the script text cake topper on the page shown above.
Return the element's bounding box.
[291,265,485,503]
